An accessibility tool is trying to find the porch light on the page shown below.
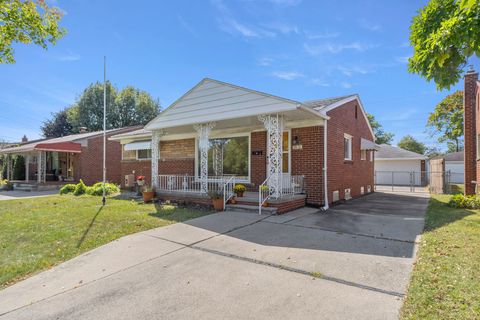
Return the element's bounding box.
[292,136,300,146]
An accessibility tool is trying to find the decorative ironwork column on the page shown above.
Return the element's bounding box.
[151,130,163,189]
[194,122,216,194]
[212,140,224,177]
[259,114,284,198]
[37,151,46,183]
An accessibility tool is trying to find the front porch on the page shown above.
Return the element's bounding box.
[10,180,75,192]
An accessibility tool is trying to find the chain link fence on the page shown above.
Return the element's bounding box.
[374,171,463,194]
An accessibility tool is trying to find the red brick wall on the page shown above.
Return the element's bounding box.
[326,100,375,202]
[251,131,267,188]
[465,71,478,195]
[291,126,324,206]
[77,128,139,185]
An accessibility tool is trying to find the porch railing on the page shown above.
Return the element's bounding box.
[223,176,235,209]
[259,174,305,215]
[158,175,234,194]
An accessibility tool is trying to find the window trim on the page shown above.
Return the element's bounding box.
[194,132,252,183]
[344,133,353,161]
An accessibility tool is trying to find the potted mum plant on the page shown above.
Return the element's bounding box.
[142,185,155,202]
[136,175,145,186]
[208,190,224,211]
[233,184,246,197]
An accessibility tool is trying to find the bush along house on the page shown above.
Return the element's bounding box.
[110,78,378,213]
[0,127,140,191]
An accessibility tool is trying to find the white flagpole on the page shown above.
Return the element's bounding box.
[102,56,107,206]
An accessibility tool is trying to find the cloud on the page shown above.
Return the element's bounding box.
[57,51,80,62]
[337,66,370,76]
[310,78,330,87]
[304,31,340,40]
[258,57,274,66]
[272,71,304,80]
[395,55,410,64]
[265,22,300,35]
[177,15,199,38]
[304,42,377,55]
[341,82,353,89]
[268,0,302,6]
[358,19,382,32]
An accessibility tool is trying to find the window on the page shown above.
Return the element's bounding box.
[344,134,352,160]
[137,149,152,160]
[122,145,136,160]
[282,131,289,173]
[361,149,366,160]
[197,135,249,180]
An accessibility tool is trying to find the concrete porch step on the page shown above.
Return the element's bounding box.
[225,204,278,215]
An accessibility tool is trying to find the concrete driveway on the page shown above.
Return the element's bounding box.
[0,191,429,320]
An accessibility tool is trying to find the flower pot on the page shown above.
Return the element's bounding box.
[236,191,244,197]
[137,180,145,186]
[212,198,224,211]
[142,191,155,202]
[262,202,269,207]
[230,198,237,204]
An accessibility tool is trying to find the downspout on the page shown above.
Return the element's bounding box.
[321,119,329,211]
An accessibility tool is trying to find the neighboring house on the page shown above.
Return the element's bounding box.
[463,68,480,194]
[0,127,140,188]
[375,144,428,186]
[430,151,464,183]
[111,78,378,212]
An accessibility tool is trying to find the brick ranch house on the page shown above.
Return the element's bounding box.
[0,127,140,190]
[111,78,378,213]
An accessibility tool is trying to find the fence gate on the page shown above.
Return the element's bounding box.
[375,168,462,194]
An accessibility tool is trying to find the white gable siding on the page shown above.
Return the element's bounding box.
[146,79,300,130]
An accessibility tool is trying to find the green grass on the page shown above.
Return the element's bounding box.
[401,194,480,319]
[0,195,211,289]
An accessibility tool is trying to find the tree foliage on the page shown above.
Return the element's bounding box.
[0,0,66,64]
[41,82,160,138]
[40,108,73,138]
[398,135,428,155]
[427,90,464,152]
[366,113,394,145]
[408,0,480,90]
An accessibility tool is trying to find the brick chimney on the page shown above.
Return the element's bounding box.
[464,67,478,195]
[21,135,28,144]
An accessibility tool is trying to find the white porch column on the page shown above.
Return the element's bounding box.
[37,151,46,183]
[259,114,284,198]
[25,154,30,182]
[212,141,223,176]
[194,122,216,194]
[151,130,163,189]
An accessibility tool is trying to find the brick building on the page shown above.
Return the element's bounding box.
[463,68,480,195]
[111,78,377,212]
[0,126,140,190]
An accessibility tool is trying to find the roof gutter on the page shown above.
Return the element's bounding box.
[321,118,329,211]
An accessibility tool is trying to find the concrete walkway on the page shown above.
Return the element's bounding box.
[0,191,429,320]
[0,190,58,201]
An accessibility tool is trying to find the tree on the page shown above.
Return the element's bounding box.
[0,0,66,64]
[41,108,73,138]
[408,0,480,90]
[398,135,427,155]
[41,82,160,137]
[12,155,25,180]
[427,90,464,152]
[366,113,394,145]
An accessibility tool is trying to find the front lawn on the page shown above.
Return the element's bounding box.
[401,194,480,319]
[0,195,211,289]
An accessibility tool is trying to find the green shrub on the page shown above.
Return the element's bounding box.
[59,184,76,195]
[86,182,120,196]
[73,180,87,196]
[448,194,480,209]
[0,179,13,191]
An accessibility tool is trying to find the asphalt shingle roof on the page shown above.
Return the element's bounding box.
[376,144,428,160]
[303,94,357,110]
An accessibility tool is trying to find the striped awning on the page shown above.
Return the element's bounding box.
[124,140,151,151]
[34,141,82,153]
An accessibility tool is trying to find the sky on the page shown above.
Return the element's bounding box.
[1,0,478,150]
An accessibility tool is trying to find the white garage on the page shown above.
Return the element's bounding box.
[375,144,428,186]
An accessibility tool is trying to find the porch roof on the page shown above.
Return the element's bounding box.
[144,78,329,132]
